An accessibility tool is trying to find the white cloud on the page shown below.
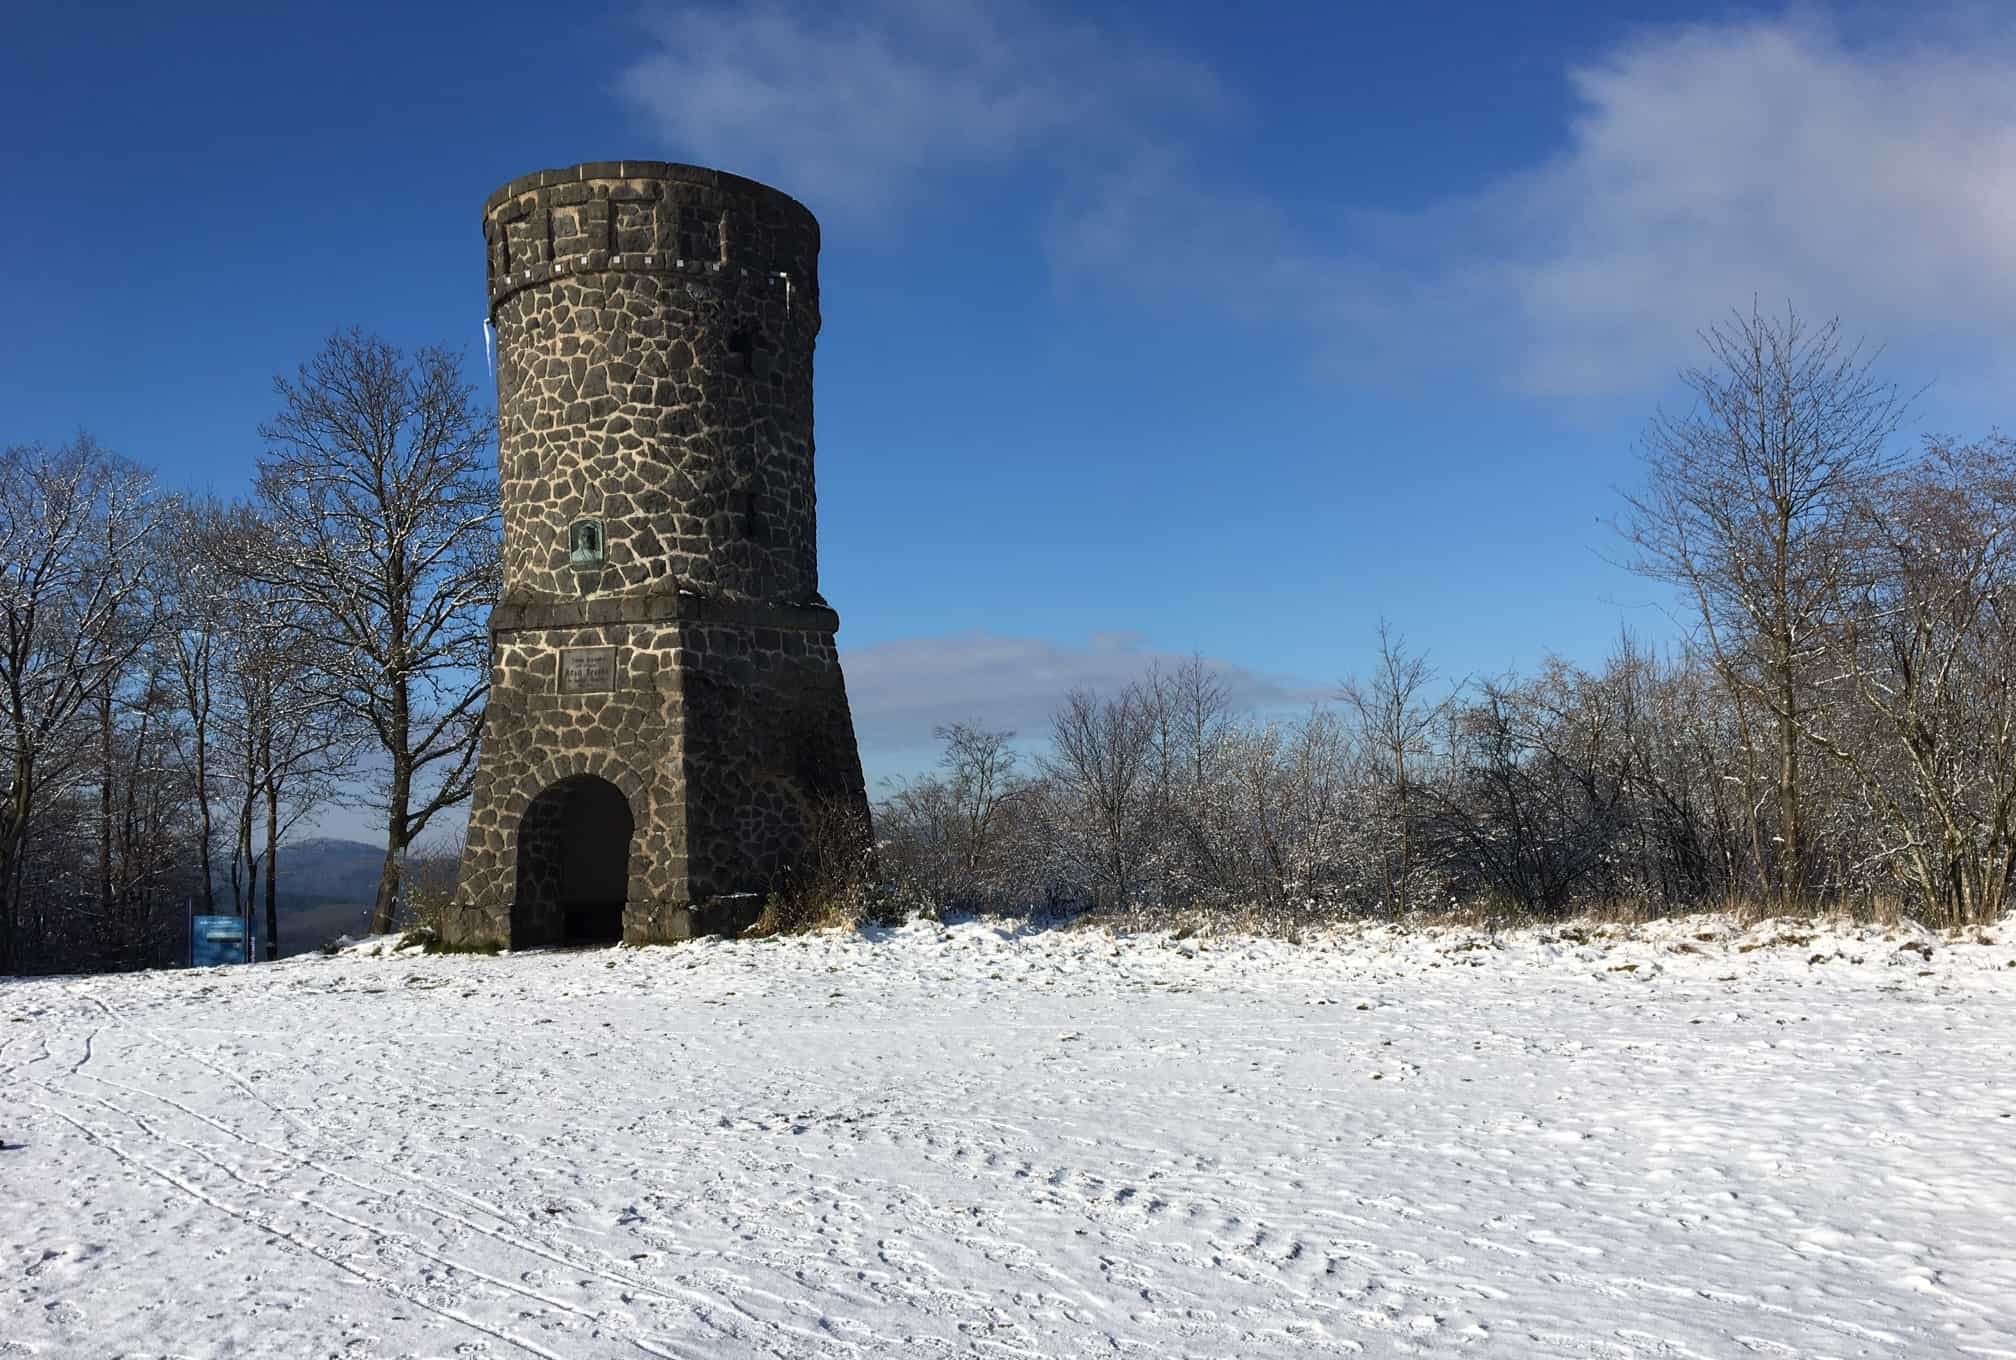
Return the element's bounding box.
[617,0,1225,224]
[841,631,1322,755]
[1053,12,2016,397]
[1482,14,2016,395]
[620,6,2016,395]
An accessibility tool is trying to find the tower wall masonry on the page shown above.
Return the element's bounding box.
[447,162,868,947]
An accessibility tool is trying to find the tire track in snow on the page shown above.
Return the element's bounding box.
[35,1079,708,1359]
[74,989,319,1136]
[46,994,858,1360]
[28,1097,579,1360]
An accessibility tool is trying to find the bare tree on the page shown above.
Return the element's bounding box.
[933,722,1024,896]
[1143,655,1237,900]
[876,772,964,910]
[0,439,165,973]
[158,501,233,918]
[248,331,498,933]
[1340,620,1450,911]
[1622,304,1909,907]
[90,658,197,968]
[1422,668,1631,913]
[1809,435,2016,923]
[1046,685,1157,910]
[256,649,363,957]
[202,504,364,958]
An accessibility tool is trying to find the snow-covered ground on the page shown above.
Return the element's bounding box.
[5,915,2014,1359]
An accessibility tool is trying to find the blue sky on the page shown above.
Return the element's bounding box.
[7,1,2016,828]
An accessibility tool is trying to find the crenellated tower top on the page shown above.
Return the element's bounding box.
[482,162,819,322]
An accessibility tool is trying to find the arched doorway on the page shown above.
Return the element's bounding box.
[512,775,634,946]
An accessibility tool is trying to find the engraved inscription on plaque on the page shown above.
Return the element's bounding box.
[559,646,618,693]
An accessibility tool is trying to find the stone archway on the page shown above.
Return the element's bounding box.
[512,775,635,946]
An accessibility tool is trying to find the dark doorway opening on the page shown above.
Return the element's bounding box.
[512,775,634,947]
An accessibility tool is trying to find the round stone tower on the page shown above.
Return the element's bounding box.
[447,162,869,948]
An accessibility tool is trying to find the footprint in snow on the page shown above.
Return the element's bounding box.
[43,1301,85,1326]
[24,1248,68,1278]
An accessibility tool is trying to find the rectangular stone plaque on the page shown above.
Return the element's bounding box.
[559,646,617,693]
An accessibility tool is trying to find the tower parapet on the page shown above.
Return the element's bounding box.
[482,162,818,311]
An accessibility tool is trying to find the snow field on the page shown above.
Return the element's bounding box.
[4,914,2014,1358]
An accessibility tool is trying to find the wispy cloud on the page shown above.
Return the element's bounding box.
[1053,13,2016,397]
[617,0,1225,224]
[1470,13,2016,395]
[621,5,2016,393]
[841,631,1323,755]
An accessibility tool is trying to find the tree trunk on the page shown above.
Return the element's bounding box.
[193,701,214,914]
[235,739,258,954]
[369,841,402,935]
[121,700,150,968]
[369,680,411,934]
[263,765,280,961]
[99,685,114,921]
[1777,655,1801,910]
[0,781,22,975]
[0,757,29,976]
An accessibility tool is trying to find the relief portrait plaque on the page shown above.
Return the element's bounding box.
[559,645,618,693]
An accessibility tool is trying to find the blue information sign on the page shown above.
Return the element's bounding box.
[190,914,249,967]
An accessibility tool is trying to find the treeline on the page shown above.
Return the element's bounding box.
[8,306,2011,970]
[878,311,2016,929]
[1,331,497,974]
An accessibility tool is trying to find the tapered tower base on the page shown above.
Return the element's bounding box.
[445,594,866,949]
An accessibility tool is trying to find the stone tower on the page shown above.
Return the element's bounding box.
[444,161,869,949]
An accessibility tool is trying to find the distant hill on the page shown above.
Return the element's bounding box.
[282,838,391,903]
[216,838,385,958]
[204,837,468,958]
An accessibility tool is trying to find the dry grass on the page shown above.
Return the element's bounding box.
[746,886,870,938]
[741,798,885,938]
[1034,888,1980,946]
[1390,892,1919,934]
[1065,902,1320,943]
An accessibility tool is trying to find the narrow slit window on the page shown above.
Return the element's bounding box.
[679,209,721,263]
[733,489,763,542]
[728,329,757,376]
